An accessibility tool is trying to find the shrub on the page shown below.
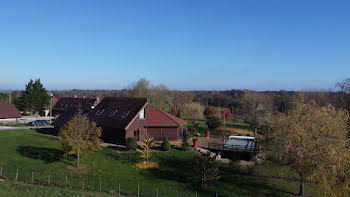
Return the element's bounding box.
[189,127,198,136]
[205,116,222,130]
[160,137,171,151]
[125,137,137,150]
[192,153,220,187]
[181,126,191,151]
[229,160,242,174]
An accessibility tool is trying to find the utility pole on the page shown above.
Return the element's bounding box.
[49,93,53,124]
[8,92,11,104]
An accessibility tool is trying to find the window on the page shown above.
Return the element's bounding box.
[139,108,145,119]
[60,104,65,108]
[64,104,69,108]
[121,111,130,118]
[96,109,105,115]
[109,109,118,117]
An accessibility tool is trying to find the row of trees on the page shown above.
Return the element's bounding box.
[0,92,9,104]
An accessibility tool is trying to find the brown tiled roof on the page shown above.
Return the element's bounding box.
[145,108,187,127]
[53,97,96,112]
[0,104,21,119]
[52,108,78,128]
[88,97,147,129]
[45,96,59,110]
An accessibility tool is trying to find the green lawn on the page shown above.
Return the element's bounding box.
[0,129,323,196]
[0,180,119,197]
[187,119,253,137]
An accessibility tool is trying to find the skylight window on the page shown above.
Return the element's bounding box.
[60,104,64,108]
[109,109,118,117]
[96,109,105,115]
[121,111,130,118]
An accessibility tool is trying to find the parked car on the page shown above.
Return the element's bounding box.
[28,120,48,126]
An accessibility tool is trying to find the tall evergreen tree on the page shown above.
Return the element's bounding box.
[18,79,50,113]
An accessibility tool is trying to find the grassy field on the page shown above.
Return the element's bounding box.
[0,180,119,197]
[0,129,323,197]
[187,119,254,137]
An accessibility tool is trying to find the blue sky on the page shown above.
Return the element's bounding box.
[0,0,349,91]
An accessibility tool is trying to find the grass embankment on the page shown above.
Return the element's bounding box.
[0,129,322,196]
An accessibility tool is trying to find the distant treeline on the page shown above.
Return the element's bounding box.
[3,78,350,125]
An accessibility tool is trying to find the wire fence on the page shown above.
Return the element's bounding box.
[0,166,223,197]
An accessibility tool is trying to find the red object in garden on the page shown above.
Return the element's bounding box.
[193,139,198,147]
[206,131,210,138]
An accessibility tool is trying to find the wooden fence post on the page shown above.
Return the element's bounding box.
[196,191,198,197]
[156,188,158,197]
[82,179,84,190]
[99,180,102,192]
[48,174,50,184]
[0,166,2,176]
[65,175,67,188]
[118,183,120,196]
[31,172,34,183]
[137,185,139,197]
[216,192,218,197]
[15,169,18,181]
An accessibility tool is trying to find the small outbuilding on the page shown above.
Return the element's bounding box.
[0,104,21,119]
[145,108,187,141]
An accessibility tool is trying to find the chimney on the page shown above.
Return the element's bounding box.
[96,96,100,105]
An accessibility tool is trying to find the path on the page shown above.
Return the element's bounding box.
[0,125,54,131]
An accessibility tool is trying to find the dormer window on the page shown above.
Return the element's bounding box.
[121,111,130,118]
[96,109,105,115]
[109,109,118,117]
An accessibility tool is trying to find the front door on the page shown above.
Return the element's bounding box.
[134,130,140,141]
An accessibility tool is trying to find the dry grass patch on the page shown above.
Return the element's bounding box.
[217,127,254,136]
[136,161,158,169]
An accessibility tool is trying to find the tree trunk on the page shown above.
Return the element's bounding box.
[298,175,304,196]
[76,153,80,168]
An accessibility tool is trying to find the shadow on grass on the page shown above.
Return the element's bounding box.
[147,155,194,183]
[34,128,58,136]
[219,174,297,197]
[16,145,73,165]
[104,150,140,164]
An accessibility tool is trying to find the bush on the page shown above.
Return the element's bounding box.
[189,127,198,136]
[205,116,222,130]
[192,153,220,187]
[229,160,242,174]
[180,145,192,151]
[125,137,137,150]
[181,126,191,151]
[160,138,171,151]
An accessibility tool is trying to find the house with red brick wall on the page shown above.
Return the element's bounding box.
[53,97,187,144]
[88,97,148,144]
[145,108,187,141]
